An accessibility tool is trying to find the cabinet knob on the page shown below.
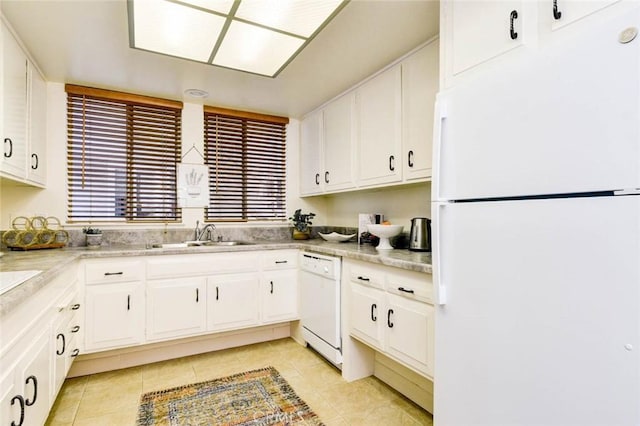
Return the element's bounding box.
[510,10,518,40]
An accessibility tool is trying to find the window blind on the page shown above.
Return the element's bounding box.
[66,85,183,222]
[204,107,288,221]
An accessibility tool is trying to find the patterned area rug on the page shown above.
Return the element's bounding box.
[136,366,323,425]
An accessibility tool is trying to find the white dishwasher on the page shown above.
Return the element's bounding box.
[299,252,342,367]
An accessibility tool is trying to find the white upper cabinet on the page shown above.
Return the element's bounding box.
[1,22,28,179]
[300,110,323,196]
[441,0,628,88]
[548,0,620,31]
[356,64,403,187]
[27,65,46,185]
[441,0,528,88]
[1,19,47,186]
[402,41,439,182]
[323,93,356,192]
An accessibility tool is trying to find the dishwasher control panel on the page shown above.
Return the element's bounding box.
[300,253,339,279]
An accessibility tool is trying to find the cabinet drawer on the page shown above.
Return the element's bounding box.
[349,265,385,290]
[147,253,259,279]
[261,250,298,270]
[85,260,144,284]
[386,270,433,303]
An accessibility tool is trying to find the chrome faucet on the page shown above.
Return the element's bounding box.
[194,221,216,241]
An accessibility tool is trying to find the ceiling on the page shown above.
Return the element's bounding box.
[1,0,439,119]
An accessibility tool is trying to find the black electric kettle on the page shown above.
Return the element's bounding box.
[409,217,431,252]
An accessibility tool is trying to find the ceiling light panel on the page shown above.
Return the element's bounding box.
[177,0,235,15]
[133,0,226,62]
[213,20,305,76]
[234,0,344,37]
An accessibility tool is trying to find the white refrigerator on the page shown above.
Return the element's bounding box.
[432,7,640,426]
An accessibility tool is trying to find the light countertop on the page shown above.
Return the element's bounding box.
[0,240,431,318]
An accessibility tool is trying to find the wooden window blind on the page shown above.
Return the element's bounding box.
[204,107,289,221]
[66,85,183,222]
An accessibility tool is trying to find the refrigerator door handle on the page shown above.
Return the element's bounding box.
[433,203,447,305]
[432,96,447,201]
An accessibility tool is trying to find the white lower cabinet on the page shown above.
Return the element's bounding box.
[84,282,145,351]
[147,277,207,341]
[1,328,52,426]
[207,273,260,332]
[347,259,434,377]
[261,269,298,324]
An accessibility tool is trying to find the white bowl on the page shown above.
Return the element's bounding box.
[318,232,356,242]
[366,224,403,250]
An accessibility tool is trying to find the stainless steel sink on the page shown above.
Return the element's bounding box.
[151,241,253,249]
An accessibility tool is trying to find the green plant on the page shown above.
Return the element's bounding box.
[82,226,102,234]
[289,209,315,232]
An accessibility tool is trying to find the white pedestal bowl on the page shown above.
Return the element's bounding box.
[367,224,403,250]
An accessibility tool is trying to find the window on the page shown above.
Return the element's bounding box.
[66,85,182,222]
[204,107,288,221]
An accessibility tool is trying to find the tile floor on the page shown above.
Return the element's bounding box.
[45,338,433,425]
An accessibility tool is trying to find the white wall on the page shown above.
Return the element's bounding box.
[0,82,325,230]
[323,183,431,229]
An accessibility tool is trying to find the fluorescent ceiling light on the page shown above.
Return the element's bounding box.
[128,0,347,77]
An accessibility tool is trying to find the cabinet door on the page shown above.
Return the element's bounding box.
[147,278,207,341]
[323,93,355,192]
[84,282,145,351]
[300,110,323,195]
[356,65,402,187]
[549,0,620,31]
[1,23,27,179]
[402,42,438,182]
[15,328,51,426]
[447,0,524,77]
[261,269,298,324]
[349,281,385,349]
[27,65,46,185]
[385,294,433,376]
[207,273,260,332]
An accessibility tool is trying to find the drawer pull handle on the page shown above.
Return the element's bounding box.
[398,287,415,294]
[127,295,130,311]
[275,260,288,264]
[24,376,37,406]
[10,395,25,426]
[71,325,80,333]
[216,286,219,300]
[56,333,66,355]
[325,171,330,183]
[357,276,370,282]
[196,288,199,303]
[31,153,38,170]
[104,272,123,276]
[315,173,320,185]
[371,303,377,321]
[389,155,395,171]
[71,349,80,357]
[270,281,274,294]
[387,309,394,328]
[71,303,81,310]
[408,150,414,168]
